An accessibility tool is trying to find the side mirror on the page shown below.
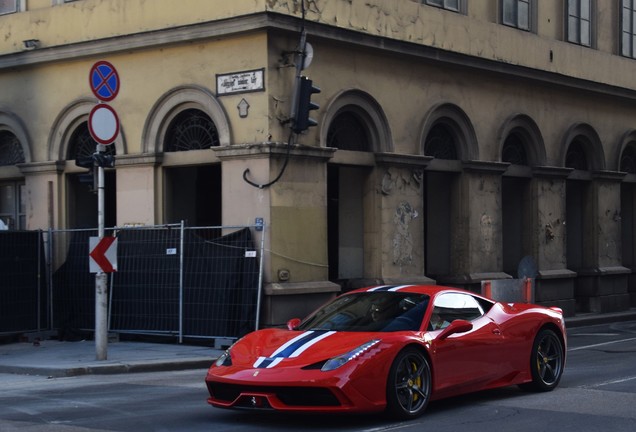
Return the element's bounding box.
[438,319,473,340]
[287,318,301,330]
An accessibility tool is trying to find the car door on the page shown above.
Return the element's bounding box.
[428,292,506,399]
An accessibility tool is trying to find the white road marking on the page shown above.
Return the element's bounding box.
[568,336,636,352]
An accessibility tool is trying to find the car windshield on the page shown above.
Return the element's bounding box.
[297,292,430,332]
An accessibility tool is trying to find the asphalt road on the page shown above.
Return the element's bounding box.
[1,321,635,432]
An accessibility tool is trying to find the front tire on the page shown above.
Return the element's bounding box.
[521,328,564,392]
[386,347,431,419]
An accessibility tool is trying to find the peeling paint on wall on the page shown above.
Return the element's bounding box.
[380,168,422,195]
[480,213,493,253]
[393,201,417,266]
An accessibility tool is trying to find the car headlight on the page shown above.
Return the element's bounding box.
[214,350,232,367]
[321,340,380,372]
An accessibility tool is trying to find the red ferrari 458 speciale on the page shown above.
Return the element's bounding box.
[205,284,566,419]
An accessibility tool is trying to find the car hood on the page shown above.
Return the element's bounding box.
[228,328,385,369]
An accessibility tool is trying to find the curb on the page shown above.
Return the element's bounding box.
[565,309,636,328]
[0,358,215,378]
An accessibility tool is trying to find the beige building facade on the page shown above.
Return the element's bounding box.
[2,0,636,325]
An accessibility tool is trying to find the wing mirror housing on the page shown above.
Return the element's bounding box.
[438,319,473,340]
[287,318,301,330]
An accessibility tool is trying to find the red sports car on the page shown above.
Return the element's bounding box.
[205,284,566,419]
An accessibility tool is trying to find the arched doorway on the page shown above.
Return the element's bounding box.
[327,109,372,286]
[499,115,545,277]
[423,123,460,280]
[562,124,604,312]
[163,108,221,227]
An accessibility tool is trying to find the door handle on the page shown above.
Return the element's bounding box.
[492,328,501,336]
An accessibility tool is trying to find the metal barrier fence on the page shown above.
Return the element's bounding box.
[0,230,47,335]
[48,223,263,343]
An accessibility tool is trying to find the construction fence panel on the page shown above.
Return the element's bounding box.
[51,223,263,341]
[0,230,47,334]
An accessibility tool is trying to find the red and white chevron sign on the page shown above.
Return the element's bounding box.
[89,236,118,273]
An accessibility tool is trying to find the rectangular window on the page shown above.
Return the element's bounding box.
[0,181,25,230]
[424,0,460,12]
[568,0,592,47]
[622,0,636,58]
[0,0,18,15]
[502,0,531,31]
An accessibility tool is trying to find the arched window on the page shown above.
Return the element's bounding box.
[0,131,25,166]
[326,110,371,152]
[424,124,458,160]
[565,139,589,170]
[164,109,219,152]
[67,123,116,161]
[620,144,636,174]
[502,132,529,165]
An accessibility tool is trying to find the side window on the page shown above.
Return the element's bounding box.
[0,0,18,15]
[502,0,532,31]
[424,0,461,13]
[567,0,592,47]
[429,293,484,330]
[622,0,636,58]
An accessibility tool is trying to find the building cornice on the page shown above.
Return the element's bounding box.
[214,142,336,162]
[3,12,636,102]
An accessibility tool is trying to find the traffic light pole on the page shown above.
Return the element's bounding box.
[95,147,108,360]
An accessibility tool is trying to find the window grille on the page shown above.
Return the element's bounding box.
[68,122,116,161]
[165,109,219,152]
[621,145,636,173]
[502,134,529,166]
[565,140,589,171]
[425,124,458,160]
[0,131,24,166]
[327,111,371,152]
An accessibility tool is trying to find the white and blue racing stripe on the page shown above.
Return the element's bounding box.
[366,285,414,292]
[253,330,336,369]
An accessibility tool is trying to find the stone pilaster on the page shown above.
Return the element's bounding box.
[576,171,630,313]
[530,166,576,316]
[375,153,433,285]
[440,161,509,290]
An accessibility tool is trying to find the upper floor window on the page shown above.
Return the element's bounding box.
[0,0,18,15]
[567,0,592,47]
[622,0,636,58]
[502,0,531,31]
[424,0,460,12]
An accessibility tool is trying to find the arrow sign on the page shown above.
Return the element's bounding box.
[89,236,118,273]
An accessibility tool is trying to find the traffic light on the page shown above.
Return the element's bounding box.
[92,152,115,168]
[293,76,320,133]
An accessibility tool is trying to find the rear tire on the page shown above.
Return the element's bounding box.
[520,328,564,392]
[385,347,431,419]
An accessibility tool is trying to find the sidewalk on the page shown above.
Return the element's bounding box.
[0,338,223,377]
[1,309,635,378]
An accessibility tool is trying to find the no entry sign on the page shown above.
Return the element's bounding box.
[88,103,120,145]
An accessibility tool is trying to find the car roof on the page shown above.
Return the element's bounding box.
[345,284,470,297]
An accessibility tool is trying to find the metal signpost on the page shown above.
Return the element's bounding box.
[88,61,120,361]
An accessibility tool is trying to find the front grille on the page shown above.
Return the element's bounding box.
[208,382,340,407]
